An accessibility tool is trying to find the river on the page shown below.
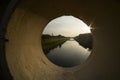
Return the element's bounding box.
[46,39,91,67]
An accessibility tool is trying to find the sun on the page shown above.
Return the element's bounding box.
[84,26,91,33]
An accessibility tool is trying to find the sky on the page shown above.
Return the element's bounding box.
[43,16,91,37]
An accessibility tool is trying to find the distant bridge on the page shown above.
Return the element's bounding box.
[68,38,75,41]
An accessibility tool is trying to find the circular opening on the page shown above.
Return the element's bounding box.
[41,15,93,67]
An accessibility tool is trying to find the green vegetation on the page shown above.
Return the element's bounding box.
[74,33,93,49]
[41,34,69,54]
[41,33,93,54]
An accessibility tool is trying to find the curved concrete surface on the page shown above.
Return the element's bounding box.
[5,0,120,80]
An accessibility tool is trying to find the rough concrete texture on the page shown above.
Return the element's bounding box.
[5,0,120,80]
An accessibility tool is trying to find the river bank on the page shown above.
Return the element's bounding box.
[74,33,93,49]
[41,35,69,54]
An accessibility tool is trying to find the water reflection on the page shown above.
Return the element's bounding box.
[46,39,91,67]
[41,16,93,67]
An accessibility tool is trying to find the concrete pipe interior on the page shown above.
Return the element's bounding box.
[5,0,120,80]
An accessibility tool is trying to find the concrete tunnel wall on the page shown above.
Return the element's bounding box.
[4,0,120,80]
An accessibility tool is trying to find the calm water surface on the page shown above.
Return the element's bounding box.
[47,39,91,67]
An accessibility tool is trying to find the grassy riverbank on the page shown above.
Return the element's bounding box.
[41,35,69,54]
